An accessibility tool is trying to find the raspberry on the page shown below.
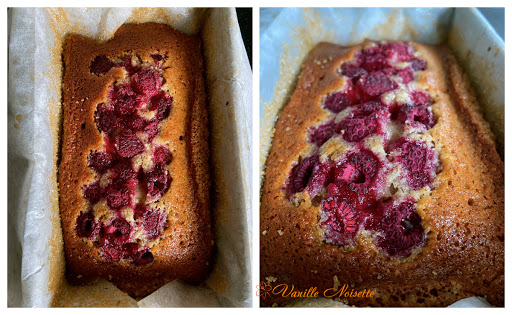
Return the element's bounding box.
[132,68,162,96]
[94,103,121,134]
[383,67,414,84]
[287,155,319,196]
[358,71,397,97]
[334,149,380,194]
[323,83,358,113]
[83,181,103,205]
[306,161,332,198]
[132,250,154,266]
[115,130,145,158]
[110,84,138,116]
[340,117,376,142]
[153,146,172,166]
[105,217,132,245]
[149,92,173,121]
[110,158,136,182]
[410,90,433,106]
[117,55,140,75]
[142,166,171,201]
[142,208,166,240]
[88,150,114,174]
[100,244,121,262]
[410,58,427,71]
[339,101,389,142]
[395,104,434,130]
[76,211,100,239]
[360,46,388,72]
[151,53,165,64]
[126,115,147,131]
[90,55,114,75]
[320,197,359,245]
[309,120,338,146]
[369,200,426,257]
[341,63,367,83]
[144,119,160,142]
[389,138,437,189]
[105,182,131,209]
[382,42,414,62]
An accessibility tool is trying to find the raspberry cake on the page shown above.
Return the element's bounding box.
[261,41,504,306]
[59,23,213,297]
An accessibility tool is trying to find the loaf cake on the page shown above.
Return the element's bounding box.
[260,41,504,306]
[59,23,213,298]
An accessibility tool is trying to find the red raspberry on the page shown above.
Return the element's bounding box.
[309,120,338,146]
[132,68,162,96]
[115,130,145,158]
[90,55,114,75]
[358,71,397,97]
[320,197,359,245]
[88,150,114,174]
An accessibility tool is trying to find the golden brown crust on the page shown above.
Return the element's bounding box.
[260,41,504,306]
[59,22,213,298]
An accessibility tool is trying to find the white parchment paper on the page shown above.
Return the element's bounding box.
[259,7,503,307]
[8,7,252,307]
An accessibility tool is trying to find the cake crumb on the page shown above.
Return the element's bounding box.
[333,275,340,290]
[266,276,277,282]
[262,230,267,235]
[277,229,284,235]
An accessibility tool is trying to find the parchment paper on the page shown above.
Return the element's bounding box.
[259,7,504,307]
[8,7,252,307]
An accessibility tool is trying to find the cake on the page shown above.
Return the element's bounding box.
[260,41,504,306]
[59,22,213,298]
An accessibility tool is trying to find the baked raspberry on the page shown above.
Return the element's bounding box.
[83,181,103,205]
[334,149,381,194]
[142,208,166,240]
[117,55,140,75]
[115,130,145,158]
[410,90,433,106]
[88,150,114,174]
[287,155,319,196]
[95,103,121,134]
[100,244,121,262]
[306,161,332,198]
[383,67,414,84]
[151,53,165,64]
[132,68,162,96]
[323,83,358,113]
[389,138,438,189]
[153,146,172,166]
[320,197,359,245]
[360,46,388,72]
[90,55,114,75]
[339,101,389,142]
[76,211,100,239]
[110,158,136,182]
[410,58,427,71]
[132,250,154,266]
[341,63,367,83]
[149,92,173,120]
[385,43,413,61]
[110,84,139,116]
[358,71,397,97]
[144,119,160,142]
[105,217,132,245]
[368,199,426,257]
[126,115,147,131]
[395,104,434,130]
[309,120,338,146]
[142,166,171,201]
[105,182,131,209]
